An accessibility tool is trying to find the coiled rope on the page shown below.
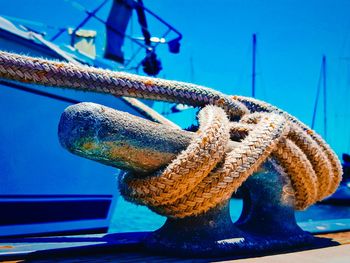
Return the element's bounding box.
[0,51,342,218]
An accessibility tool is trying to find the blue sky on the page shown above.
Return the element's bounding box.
[1,0,350,155]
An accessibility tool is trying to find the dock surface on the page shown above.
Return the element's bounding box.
[0,231,349,262]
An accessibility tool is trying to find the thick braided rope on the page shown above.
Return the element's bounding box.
[0,51,249,118]
[273,138,318,209]
[235,96,342,197]
[0,51,342,218]
[148,112,290,217]
[122,106,230,207]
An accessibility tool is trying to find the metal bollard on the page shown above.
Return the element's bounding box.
[58,102,325,257]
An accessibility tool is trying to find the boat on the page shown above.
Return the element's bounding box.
[0,0,182,237]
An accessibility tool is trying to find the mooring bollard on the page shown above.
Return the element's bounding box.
[0,50,340,257]
[58,102,323,256]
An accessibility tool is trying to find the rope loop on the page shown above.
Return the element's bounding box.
[121,105,230,207]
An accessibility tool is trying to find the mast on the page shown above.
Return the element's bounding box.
[322,55,327,140]
[311,55,327,140]
[252,33,257,98]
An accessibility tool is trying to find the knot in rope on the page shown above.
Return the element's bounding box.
[0,51,342,219]
[120,100,342,218]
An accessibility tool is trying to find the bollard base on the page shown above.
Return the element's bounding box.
[141,202,316,257]
[142,222,317,257]
[142,202,251,256]
[141,160,319,257]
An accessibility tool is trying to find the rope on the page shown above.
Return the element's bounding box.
[0,51,342,218]
[0,51,249,118]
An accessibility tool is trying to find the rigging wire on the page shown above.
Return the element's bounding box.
[53,0,148,51]
[61,0,181,70]
[311,59,323,130]
[0,80,80,104]
[1,15,65,31]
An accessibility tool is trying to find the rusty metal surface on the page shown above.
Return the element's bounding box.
[59,102,191,174]
[58,102,238,174]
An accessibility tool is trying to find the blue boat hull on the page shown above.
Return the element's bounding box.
[0,17,141,237]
